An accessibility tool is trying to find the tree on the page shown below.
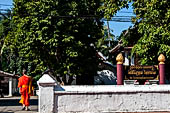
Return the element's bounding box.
[1,0,131,84]
[98,0,129,19]
[119,23,141,47]
[117,0,170,82]
[0,10,17,73]
[130,0,170,65]
[96,25,116,56]
[117,1,170,66]
[8,0,105,84]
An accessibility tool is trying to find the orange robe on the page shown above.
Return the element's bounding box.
[18,75,33,106]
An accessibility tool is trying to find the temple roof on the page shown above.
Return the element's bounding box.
[109,43,122,53]
[0,71,19,78]
[109,40,133,54]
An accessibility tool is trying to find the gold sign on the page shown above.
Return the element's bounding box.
[125,65,158,80]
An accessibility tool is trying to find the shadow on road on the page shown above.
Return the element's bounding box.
[0,112,14,113]
[0,99,38,106]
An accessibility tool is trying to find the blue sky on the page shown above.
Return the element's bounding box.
[105,3,135,37]
[0,0,13,9]
[0,0,135,37]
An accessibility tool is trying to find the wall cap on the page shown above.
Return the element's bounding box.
[37,74,56,85]
[55,85,170,93]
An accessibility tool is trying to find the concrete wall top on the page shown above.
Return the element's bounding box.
[55,85,170,94]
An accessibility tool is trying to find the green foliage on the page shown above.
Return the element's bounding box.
[9,0,104,81]
[98,0,129,19]
[96,25,116,56]
[131,0,170,65]
[0,10,19,74]
[119,24,141,47]
[0,0,131,84]
[0,10,46,79]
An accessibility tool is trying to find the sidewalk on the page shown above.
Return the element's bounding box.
[0,96,38,113]
[1,96,170,113]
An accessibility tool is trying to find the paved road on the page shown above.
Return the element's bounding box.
[0,96,38,113]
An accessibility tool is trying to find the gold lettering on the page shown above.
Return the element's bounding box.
[136,71,143,76]
[128,70,135,74]
[144,71,157,75]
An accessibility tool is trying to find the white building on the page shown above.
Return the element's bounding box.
[0,71,19,97]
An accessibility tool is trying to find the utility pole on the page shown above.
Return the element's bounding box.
[107,21,111,47]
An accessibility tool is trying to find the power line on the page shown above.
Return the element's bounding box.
[119,11,133,13]
[0,4,134,13]
[103,19,132,22]
[0,9,133,22]
[113,16,134,17]
[0,4,13,6]
[0,8,134,13]
[0,9,12,11]
[0,4,134,15]
[0,9,135,18]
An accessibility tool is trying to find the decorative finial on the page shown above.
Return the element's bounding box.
[116,53,123,64]
[158,54,165,64]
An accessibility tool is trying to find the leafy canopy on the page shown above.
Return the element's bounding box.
[131,0,170,65]
[1,0,130,84]
[10,0,105,79]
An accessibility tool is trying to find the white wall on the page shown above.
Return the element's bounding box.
[55,85,170,113]
[37,74,56,113]
[38,74,170,113]
[124,52,129,66]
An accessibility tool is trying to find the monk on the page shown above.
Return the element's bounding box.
[18,69,33,111]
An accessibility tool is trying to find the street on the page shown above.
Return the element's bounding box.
[0,96,38,113]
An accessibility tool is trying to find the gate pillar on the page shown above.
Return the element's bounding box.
[158,54,165,84]
[116,53,124,85]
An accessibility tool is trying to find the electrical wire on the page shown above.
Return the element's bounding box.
[0,4,13,6]
[0,8,134,22]
[119,11,133,13]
